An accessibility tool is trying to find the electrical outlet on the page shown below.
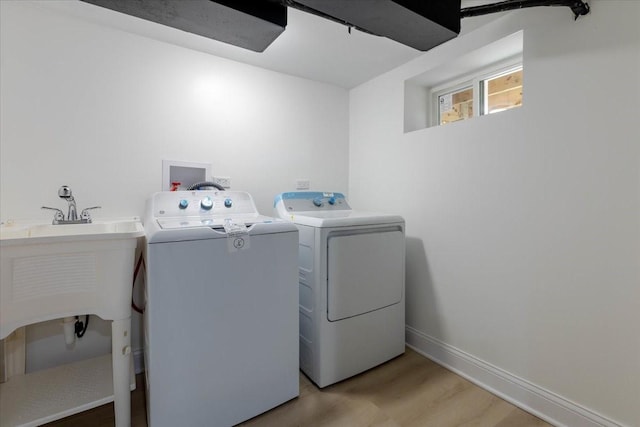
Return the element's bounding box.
[296,179,310,190]
[213,176,231,189]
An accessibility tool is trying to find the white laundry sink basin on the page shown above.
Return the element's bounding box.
[0,219,144,339]
[0,219,143,242]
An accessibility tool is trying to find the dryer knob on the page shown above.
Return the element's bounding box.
[200,197,213,210]
[328,197,336,205]
[224,198,233,208]
[178,199,189,209]
[313,197,323,207]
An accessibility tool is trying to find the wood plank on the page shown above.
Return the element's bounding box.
[43,348,551,427]
[487,69,523,93]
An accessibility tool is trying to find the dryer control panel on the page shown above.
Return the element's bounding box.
[274,192,350,215]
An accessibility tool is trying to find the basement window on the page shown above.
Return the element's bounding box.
[437,86,474,125]
[482,67,523,115]
[434,61,523,126]
[403,30,524,133]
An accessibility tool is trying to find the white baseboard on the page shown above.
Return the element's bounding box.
[133,349,145,375]
[406,326,623,427]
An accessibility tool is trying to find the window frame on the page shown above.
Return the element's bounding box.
[431,56,523,127]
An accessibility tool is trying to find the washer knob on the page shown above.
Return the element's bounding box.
[200,197,213,210]
[313,197,323,207]
[328,196,336,205]
[224,198,233,208]
[178,199,189,209]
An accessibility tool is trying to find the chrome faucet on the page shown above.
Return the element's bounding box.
[42,186,101,224]
[58,185,77,221]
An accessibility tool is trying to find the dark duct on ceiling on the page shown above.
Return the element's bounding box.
[79,0,590,53]
[80,0,288,52]
[79,0,462,52]
[286,0,462,52]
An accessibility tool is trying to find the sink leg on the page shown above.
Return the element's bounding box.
[112,318,131,427]
[2,327,26,382]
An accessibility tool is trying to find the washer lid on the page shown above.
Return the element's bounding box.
[156,214,267,230]
[146,218,296,243]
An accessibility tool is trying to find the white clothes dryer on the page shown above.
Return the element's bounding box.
[274,191,405,388]
[144,190,299,427]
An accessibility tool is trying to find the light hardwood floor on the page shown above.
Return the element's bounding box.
[45,348,551,427]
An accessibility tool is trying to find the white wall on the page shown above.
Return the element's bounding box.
[349,1,639,426]
[0,1,349,371]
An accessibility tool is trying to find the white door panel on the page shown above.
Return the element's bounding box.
[327,230,404,321]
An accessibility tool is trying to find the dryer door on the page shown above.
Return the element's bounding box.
[327,228,404,321]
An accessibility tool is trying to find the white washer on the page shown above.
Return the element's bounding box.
[144,190,299,427]
[274,191,405,388]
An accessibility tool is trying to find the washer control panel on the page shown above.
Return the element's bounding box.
[152,191,258,219]
[275,192,350,213]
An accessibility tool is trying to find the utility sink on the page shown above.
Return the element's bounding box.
[0,218,143,427]
[0,218,144,339]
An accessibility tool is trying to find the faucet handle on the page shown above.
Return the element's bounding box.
[42,206,64,224]
[80,206,101,222]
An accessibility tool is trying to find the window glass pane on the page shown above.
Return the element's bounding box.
[439,87,473,125]
[484,68,522,114]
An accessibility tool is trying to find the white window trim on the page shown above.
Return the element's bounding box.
[430,55,523,127]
